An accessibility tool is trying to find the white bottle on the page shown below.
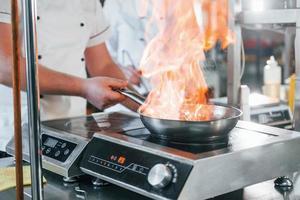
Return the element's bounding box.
[263,56,282,99]
[240,85,250,121]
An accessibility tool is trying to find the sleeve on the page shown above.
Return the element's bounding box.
[87,1,111,47]
[0,0,12,24]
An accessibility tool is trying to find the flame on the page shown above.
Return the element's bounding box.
[139,0,234,121]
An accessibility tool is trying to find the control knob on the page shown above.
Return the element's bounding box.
[147,164,172,189]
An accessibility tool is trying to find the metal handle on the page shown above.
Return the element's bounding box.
[116,89,146,105]
[21,0,44,198]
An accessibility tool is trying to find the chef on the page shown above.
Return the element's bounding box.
[103,0,154,95]
[0,0,132,154]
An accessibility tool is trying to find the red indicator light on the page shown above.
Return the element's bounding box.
[118,156,126,165]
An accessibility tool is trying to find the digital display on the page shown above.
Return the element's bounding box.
[118,156,126,165]
[44,138,58,148]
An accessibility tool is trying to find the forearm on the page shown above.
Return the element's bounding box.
[38,64,85,97]
[0,57,85,97]
[85,44,126,80]
[89,62,126,80]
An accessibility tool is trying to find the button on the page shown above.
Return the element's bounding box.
[61,143,67,148]
[139,167,145,173]
[37,16,40,20]
[132,164,137,171]
[111,155,117,161]
[64,149,70,155]
[81,58,85,62]
[135,166,140,172]
[55,151,61,157]
[38,55,42,60]
[46,148,51,154]
[80,22,85,27]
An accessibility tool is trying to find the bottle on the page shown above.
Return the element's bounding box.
[288,73,296,111]
[262,56,282,99]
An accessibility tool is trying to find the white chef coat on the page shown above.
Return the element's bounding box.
[0,0,111,151]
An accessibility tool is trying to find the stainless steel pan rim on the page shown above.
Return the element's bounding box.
[138,104,243,123]
[138,104,242,143]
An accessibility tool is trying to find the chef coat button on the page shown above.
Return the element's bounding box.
[38,55,42,60]
[80,22,85,27]
[37,16,40,20]
[81,58,85,62]
[140,38,145,42]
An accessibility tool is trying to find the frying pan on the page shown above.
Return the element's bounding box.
[118,89,242,143]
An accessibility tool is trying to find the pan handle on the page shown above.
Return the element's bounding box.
[116,88,146,105]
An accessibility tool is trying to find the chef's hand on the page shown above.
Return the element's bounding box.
[82,77,128,109]
[121,66,141,86]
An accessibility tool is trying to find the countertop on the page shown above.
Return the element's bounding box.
[0,157,300,200]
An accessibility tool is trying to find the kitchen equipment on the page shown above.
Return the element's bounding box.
[6,124,89,179]
[6,111,300,199]
[212,94,293,129]
[118,88,146,105]
[118,89,243,143]
[6,112,144,179]
[251,103,293,129]
[78,112,300,200]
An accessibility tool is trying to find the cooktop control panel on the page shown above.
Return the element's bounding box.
[80,136,193,200]
[41,134,77,162]
[251,104,292,129]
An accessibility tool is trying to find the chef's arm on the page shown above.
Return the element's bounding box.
[0,23,126,108]
[85,43,140,111]
[85,43,126,80]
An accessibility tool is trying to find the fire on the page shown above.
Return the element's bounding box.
[139,0,234,121]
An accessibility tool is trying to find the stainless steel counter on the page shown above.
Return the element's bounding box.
[1,157,300,200]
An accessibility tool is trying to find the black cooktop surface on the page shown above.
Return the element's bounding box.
[42,112,145,139]
[42,112,230,154]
